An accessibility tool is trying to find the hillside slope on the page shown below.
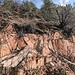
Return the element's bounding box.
[0,8,75,75]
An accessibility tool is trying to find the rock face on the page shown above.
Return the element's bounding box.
[0,46,31,67]
[0,24,75,75]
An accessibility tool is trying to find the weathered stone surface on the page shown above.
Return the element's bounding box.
[0,25,75,75]
[6,25,13,34]
[0,46,31,67]
[7,34,17,50]
[17,38,26,48]
[1,44,11,57]
[0,31,75,66]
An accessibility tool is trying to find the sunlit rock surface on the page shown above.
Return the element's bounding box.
[0,24,75,75]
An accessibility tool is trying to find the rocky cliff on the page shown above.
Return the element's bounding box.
[0,23,75,75]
